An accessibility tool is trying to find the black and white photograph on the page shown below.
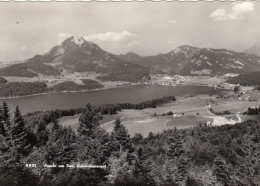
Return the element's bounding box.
[0,1,260,185]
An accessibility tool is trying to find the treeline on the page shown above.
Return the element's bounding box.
[97,72,150,83]
[227,72,260,88]
[0,79,104,98]
[0,82,47,97]
[1,101,260,185]
[0,77,7,84]
[209,108,232,115]
[0,61,60,77]
[24,96,177,131]
[245,106,260,115]
[49,80,103,92]
[81,79,104,89]
[96,67,151,83]
[0,63,37,77]
[96,96,176,115]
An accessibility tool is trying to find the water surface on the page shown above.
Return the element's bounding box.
[2,85,229,114]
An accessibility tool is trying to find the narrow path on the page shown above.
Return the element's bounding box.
[236,114,242,122]
[101,117,125,127]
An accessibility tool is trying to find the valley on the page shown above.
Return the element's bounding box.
[2,2,260,185]
[58,90,260,137]
[1,35,259,138]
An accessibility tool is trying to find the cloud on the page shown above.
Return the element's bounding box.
[83,31,138,43]
[58,31,141,48]
[58,33,72,43]
[210,2,254,21]
[167,40,178,44]
[168,20,176,24]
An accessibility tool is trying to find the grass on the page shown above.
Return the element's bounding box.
[58,90,260,137]
[58,114,80,132]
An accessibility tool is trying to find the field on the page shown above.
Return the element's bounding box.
[58,114,80,132]
[59,90,260,137]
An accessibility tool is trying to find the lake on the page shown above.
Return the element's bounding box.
[1,84,229,114]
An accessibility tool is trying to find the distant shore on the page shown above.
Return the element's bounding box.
[0,82,232,100]
[0,82,138,100]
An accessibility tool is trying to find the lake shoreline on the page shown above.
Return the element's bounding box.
[0,82,234,100]
[0,83,138,100]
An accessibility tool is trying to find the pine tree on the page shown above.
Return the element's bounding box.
[0,104,30,165]
[111,117,132,152]
[76,103,109,165]
[0,105,6,135]
[77,103,100,137]
[131,147,151,185]
[166,128,189,185]
[2,101,11,128]
[0,101,10,136]
[213,155,231,185]
[12,106,30,156]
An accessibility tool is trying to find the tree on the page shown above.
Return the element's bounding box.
[233,85,240,93]
[12,106,31,156]
[76,103,110,165]
[45,124,76,166]
[0,105,6,135]
[2,101,11,134]
[213,155,231,185]
[166,128,189,185]
[111,117,132,152]
[77,104,100,137]
[0,104,30,165]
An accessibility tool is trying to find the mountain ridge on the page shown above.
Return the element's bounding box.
[243,42,260,56]
[119,45,260,75]
[0,36,150,82]
[1,36,260,80]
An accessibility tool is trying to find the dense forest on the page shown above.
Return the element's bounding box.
[0,62,60,77]
[245,106,260,115]
[1,101,260,185]
[0,82,47,97]
[0,63,37,77]
[0,79,104,97]
[227,72,260,88]
[96,68,151,83]
[96,96,176,115]
[49,80,104,92]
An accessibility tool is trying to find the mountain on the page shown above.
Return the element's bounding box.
[119,45,260,75]
[0,36,150,82]
[119,52,142,63]
[181,48,260,75]
[2,38,260,79]
[119,45,199,74]
[244,42,260,56]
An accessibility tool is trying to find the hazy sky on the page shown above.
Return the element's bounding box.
[0,2,259,62]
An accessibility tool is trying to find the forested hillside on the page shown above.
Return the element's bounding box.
[227,72,260,87]
[0,62,60,77]
[0,82,47,97]
[0,79,104,98]
[49,80,104,92]
[1,101,260,185]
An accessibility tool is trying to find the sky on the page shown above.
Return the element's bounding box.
[0,1,259,62]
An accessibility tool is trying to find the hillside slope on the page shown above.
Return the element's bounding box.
[244,42,260,56]
[226,72,260,86]
[119,46,260,76]
[0,36,150,82]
